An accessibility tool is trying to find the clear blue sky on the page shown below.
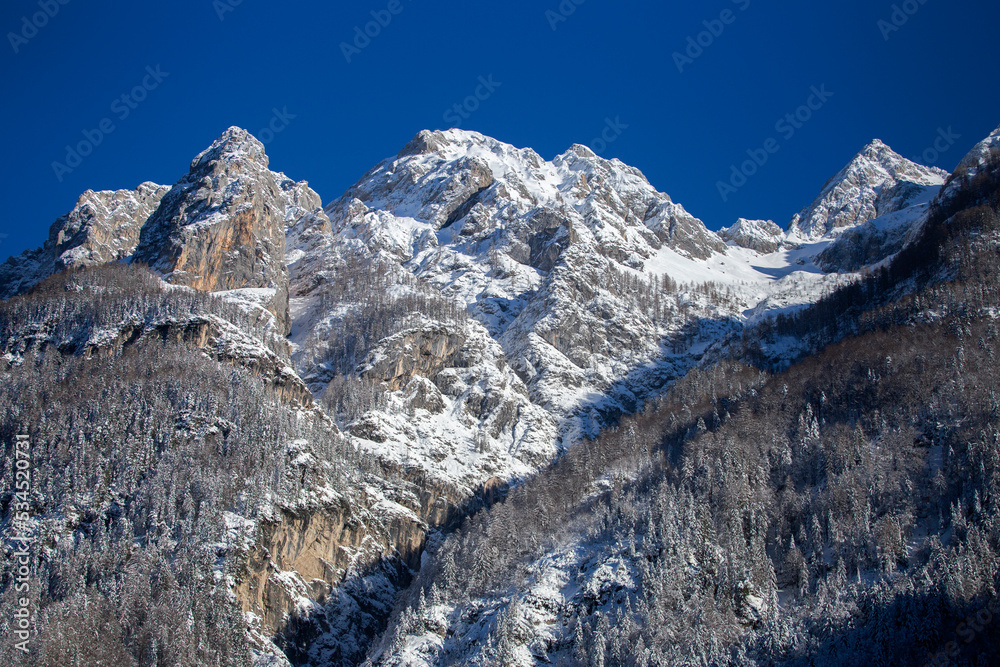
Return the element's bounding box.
[2,0,998,260]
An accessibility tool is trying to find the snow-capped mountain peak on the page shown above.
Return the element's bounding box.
[189,125,271,171]
[788,138,948,241]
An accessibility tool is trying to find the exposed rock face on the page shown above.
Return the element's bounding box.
[361,325,469,392]
[49,182,170,269]
[788,139,948,240]
[640,197,728,261]
[347,318,560,489]
[519,207,579,273]
[133,128,293,334]
[555,143,727,262]
[236,500,424,636]
[0,182,169,298]
[3,128,331,340]
[233,463,482,666]
[720,218,784,253]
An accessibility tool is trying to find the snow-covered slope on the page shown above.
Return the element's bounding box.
[285,130,874,492]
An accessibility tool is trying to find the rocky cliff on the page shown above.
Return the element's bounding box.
[133,128,296,335]
[0,128,333,337]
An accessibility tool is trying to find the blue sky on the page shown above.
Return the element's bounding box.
[2,0,998,260]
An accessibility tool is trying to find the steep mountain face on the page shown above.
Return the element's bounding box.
[3,123,992,667]
[133,127,301,335]
[0,182,169,298]
[788,139,947,241]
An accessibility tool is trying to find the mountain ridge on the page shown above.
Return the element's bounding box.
[0,127,972,492]
[3,123,998,666]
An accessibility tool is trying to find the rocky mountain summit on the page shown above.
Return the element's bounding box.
[788,138,948,241]
[0,127,326,334]
[133,127,298,334]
